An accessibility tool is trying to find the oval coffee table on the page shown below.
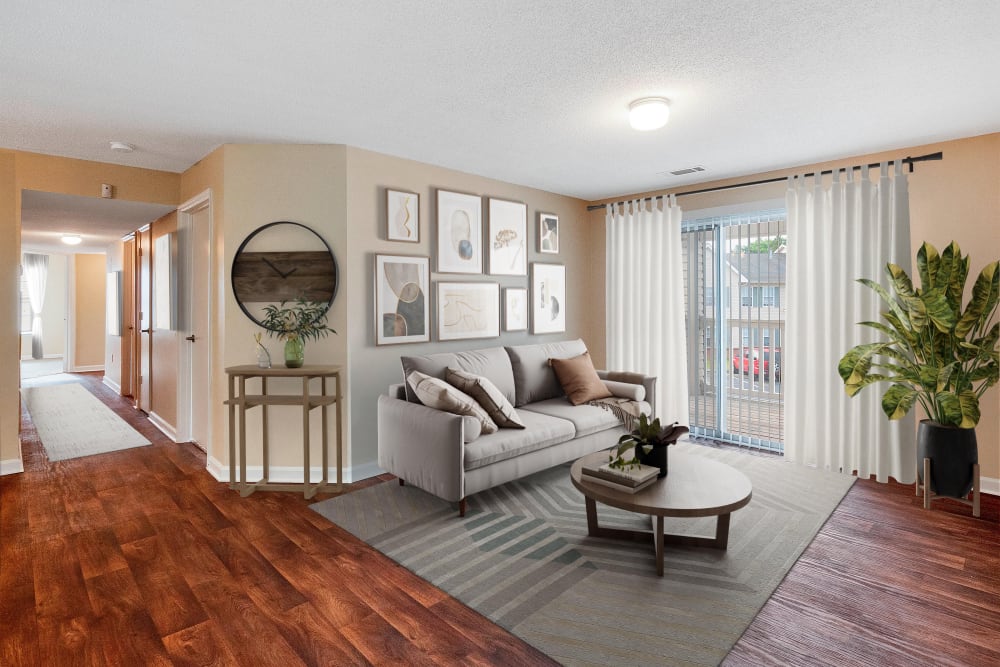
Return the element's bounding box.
[570,450,753,576]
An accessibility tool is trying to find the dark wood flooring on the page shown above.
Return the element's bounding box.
[3,373,998,666]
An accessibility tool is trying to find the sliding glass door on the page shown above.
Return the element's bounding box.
[682,211,785,452]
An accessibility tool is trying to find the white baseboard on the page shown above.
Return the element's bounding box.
[206,455,384,486]
[0,458,24,476]
[71,364,105,373]
[147,411,179,442]
[102,376,122,394]
[982,476,999,497]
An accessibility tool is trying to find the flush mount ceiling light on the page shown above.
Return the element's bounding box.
[628,97,670,131]
[61,234,82,245]
[109,141,135,153]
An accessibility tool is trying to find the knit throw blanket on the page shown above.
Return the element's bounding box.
[587,396,647,432]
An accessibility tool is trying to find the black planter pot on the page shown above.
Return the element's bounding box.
[635,445,668,478]
[917,420,978,498]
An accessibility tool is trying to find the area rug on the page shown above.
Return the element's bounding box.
[21,383,151,461]
[312,441,855,666]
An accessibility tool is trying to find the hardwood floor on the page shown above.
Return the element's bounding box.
[4,373,998,666]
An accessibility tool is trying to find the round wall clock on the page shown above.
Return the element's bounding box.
[231,221,338,330]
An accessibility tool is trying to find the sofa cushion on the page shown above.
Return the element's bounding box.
[401,347,516,405]
[406,371,499,434]
[445,368,525,429]
[519,397,650,439]
[549,351,613,405]
[505,338,587,406]
[464,409,575,471]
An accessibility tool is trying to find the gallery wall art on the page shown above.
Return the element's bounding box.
[436,190,483,274]
[487,198,527,275]
[375,254,430,345]
[386,189,420,242]
[531,263,566,334]
[437,282,500,340]
[503,287,527,331]
[538,213,559,254]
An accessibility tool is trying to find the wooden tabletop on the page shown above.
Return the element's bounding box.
[225,364,343,377]
[570,449,753,518]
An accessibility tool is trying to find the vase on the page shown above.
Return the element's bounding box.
[917,420,977,498]
[255,343,271,369]
[284,338,304,368]
[635,444,668,478]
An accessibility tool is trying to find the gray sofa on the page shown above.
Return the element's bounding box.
[377,339,656,515]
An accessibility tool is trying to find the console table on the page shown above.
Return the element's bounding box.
[225,364,343,499]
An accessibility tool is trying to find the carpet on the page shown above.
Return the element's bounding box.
[21,383,151,461]
[312,441,855,667]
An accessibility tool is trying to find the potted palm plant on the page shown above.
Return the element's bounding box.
[838,241,998,498]
[259,298,335,368]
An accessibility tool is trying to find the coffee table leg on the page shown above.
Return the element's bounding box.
[715,513,732,549]
[585,496,599,536]
[655,515,664,576]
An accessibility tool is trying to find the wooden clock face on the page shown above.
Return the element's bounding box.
[231,221,338,330]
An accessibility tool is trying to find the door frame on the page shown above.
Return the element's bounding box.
[176,189,214,449]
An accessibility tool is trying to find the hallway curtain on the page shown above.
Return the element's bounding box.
[784,163,915,483]
[22,253,49,360]
[606,195,689,422]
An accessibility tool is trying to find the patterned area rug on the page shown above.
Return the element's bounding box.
[312,442,855,666]
[21,383,151,461]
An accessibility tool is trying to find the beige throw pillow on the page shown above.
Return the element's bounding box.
[446,368,525,429]
[406,371,499,435]
[549,351,613,405]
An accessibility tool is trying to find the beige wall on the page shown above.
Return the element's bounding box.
[72,254,108,369]
[587,133,1000,482]
[343,146,596,473]
[20,252,68,359]
[1,151,18,464]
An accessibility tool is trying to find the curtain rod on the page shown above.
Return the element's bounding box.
[587,151,943,212]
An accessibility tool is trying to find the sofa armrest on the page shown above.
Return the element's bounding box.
[377,394,467,502]
[597,370,657,417]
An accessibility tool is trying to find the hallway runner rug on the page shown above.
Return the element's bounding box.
[21,382,151,461]
[312,441,855,667]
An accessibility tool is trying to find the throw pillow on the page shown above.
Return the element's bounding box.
[603,379,645,402]
[406,371,499,434]
[445,368,525,429]
[549,351,613,406]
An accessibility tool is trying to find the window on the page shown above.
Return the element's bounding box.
[740,286,753,306]
[704,285,714,307]
[19,272,32,334]
[762,286,780,307]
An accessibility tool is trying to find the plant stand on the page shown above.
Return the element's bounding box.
[916,458,981,518]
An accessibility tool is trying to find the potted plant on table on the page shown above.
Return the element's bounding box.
[609,414,689,478]
[838,241,998,499]
[259,298,335,368]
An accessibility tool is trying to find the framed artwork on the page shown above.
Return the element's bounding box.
[436,190,483,274]
[503,287,527,331]
[386,189,420,242]
[437,282,499,341]
[538,213,559,254]
[375,254,430,345]
[487,198,527,275]
[531,263,566,334]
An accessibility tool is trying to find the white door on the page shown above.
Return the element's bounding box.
[137,226,152,412]
[178,192,212,450]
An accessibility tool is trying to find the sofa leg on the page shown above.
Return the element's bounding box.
[459,498,467,517]
[399,479,405,486]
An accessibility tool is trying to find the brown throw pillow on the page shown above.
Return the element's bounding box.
[549,351,613,405]
[446,368,525,429]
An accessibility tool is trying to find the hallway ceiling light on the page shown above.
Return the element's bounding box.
[629,97,670,131]
[109,141,135,152]
[61,234,82,245]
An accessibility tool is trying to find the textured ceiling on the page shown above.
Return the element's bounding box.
[2,1,998,201]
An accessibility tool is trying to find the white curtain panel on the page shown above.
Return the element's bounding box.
[22,253,49,360]
[784,163,915,483]
[606,195,689,423]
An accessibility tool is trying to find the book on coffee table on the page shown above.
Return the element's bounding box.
[581,461,659,493]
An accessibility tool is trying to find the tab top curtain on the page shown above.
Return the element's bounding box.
[784,163,914,483]
[606,195,689,422]
[22,253,49,360]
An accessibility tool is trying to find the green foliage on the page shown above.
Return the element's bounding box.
[839,241,999,428]
[260,298,336,343]
[607,414,688,469]
[738,236,786,254]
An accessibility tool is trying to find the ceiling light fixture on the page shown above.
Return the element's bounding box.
[109,141,135,153]
[61,234,82,246]
[629,97,670,131]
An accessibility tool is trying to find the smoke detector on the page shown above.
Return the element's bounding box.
[109,141,135,153]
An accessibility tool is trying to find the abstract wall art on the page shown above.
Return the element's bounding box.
[386,189,420,242]
[531,262,566,334]
[436,190,483,274]
[503,287,527,331]
[375,254,430,345]
[437,281,499,341]
[538,212,559,254]
[487,198,527,275]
